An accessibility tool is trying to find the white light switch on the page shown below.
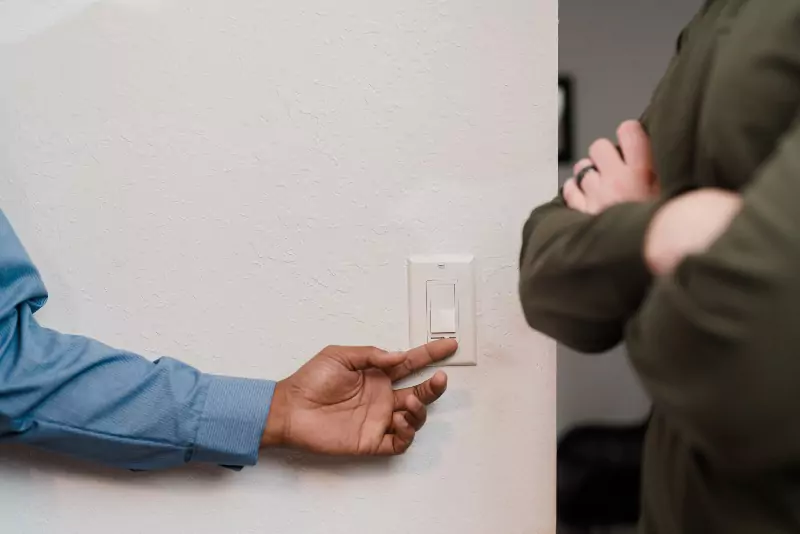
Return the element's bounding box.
[408,255,476,366]
[428,282,457,334]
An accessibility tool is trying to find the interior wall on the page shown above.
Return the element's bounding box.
[0,1,556,533]
[557,0,703,434]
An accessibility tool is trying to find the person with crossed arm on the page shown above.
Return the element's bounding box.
[520,1,800,532]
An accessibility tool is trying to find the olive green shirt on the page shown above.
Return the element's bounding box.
[520,1,800,532]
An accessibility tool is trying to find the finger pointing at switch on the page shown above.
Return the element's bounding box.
[261,338,456,456]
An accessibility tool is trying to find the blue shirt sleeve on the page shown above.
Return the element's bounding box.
[0,210,276,470]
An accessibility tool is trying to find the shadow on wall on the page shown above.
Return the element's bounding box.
[0,0,167,45]
[0,444,414,484]
[0,394,463,484]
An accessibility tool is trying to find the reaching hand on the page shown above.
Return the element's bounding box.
[644,188,743,276]
[563,120,659,214]
[260,339,456,455]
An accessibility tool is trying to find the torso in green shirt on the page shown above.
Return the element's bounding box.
[521,1,800,532]
[638,2,800,532]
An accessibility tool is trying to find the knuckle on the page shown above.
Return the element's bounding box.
[619,119,640,132]
[589,138,615,160]
[573,158,590,174]
[581,172,599,190]
[413,384,430,403]
[589,138,608,153]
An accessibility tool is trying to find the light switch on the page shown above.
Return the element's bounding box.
[408,255,476,366]
[428,282,457,335]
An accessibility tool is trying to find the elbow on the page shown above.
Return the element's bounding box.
[519,276,621,354]
[518,275,549,332]
[518,268,549,330]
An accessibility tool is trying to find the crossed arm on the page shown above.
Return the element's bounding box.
[520,118,800,473]
[519,120,661,353]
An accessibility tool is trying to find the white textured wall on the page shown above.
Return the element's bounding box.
[0,1,556,533]
[557,0,702,435]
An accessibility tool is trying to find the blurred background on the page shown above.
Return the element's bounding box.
[557,1,701,533]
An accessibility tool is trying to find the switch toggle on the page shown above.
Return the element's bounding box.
[408,255,476,366]
[428,282,457,335]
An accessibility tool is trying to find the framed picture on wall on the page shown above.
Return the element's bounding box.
[558,76,574,164]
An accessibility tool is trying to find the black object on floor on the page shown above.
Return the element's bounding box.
[557,415,650,532]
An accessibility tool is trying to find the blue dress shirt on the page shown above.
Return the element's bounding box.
[0,210,275,470]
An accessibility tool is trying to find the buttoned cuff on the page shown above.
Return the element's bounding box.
[193,375,275,467]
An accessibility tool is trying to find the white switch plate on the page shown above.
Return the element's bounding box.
[408,255,477,366]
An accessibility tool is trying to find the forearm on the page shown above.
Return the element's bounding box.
[0,304,275,470]
[518,45,676,353]
[519,197,660,352]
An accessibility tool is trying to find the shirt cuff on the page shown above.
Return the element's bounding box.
[192,374,276,467]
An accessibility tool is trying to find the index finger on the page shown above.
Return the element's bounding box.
[588,138,624,175]
[617,120,652,171]
[386,338,457,382]
[326,345,405,372]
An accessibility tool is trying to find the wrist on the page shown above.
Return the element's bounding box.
[643,209,671,275]
[261,379,290,448]
[644,189,743,276]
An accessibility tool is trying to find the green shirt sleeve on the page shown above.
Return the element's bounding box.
[626,118,800,474]
[516,100,660,355]
[517,17,696,353]
[519,198,661,353]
